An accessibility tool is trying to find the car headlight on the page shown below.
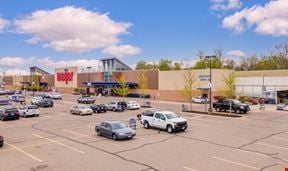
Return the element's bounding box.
[118,133,125,136]
[240,106,244,109]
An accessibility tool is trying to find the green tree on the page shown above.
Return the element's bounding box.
[179,69,195,111]
[112,74,129,100]
[135,60,148,70]
[174,62,181,70]
[222,71,236,99]
[193,58,222,69]
[136,71,148,105]
[158,59,172,71]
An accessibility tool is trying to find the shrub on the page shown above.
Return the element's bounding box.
[239,96,249,103]
[213,95,225,101]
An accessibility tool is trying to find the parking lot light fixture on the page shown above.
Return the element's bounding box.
[205,55,216,113]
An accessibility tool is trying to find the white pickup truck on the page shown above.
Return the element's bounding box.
[141,110,188,133]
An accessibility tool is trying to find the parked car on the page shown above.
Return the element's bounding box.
[141,111,187,133]
[213,99,250,114]
[70,105,93,115]
[276,103,288,111]
[192,96,209,104]
[126,101,140,110]
[5,90,16,95]
[106,101,125,112]
[77,95,95,104]
[47,92,62,100]
[127,93,151,98]
[37,98,54,108]
[137,110,156,120]
[31,96,43,105]
[141,100,152,108]
[0,90,6,95]
[95,121,135,140]
[0,135,3,147]
[90,104,107,113]
[9,95,26,103]
[0,106,20,121]
[18,105,40,117]
[0,99,11,106]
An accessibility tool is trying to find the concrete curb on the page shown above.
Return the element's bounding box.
[182,110,243,118]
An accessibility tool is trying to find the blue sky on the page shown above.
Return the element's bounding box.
[0,0,287,74]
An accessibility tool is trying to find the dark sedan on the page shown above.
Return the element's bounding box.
[37,98,54,108]
[95,121,135,140]
[0,135,3,147]
[90,104,107,113]
[0,107,20,121]
[78,95,95,104]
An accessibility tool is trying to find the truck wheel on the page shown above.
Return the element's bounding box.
[143,121,150,129]
[216,107,221,112]
[236,109,241,114]
[167,125,173,133]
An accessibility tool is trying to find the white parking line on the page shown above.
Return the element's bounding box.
[107,142,120,147]
[63,129,100,140]
[191,118,222,123]
[0,121,13,128]
[5,142,42,162]
[236,149,268,157]
[183,166,198,171]
[258,142,288,150]
[32,134,85,154]
[135,137,146,141]
[212,156,260,170]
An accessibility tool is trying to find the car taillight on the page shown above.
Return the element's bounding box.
[16,112,20,116]
[3,113,8,116]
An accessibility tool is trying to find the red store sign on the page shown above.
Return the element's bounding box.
[57,72,74,84]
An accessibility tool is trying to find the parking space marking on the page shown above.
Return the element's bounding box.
[183,166,198,171]
[236,149,268,157]
[5,142,42,162]
[32,134,85,154]
[62,129,100,140]
[190,117,222,123]
[258,142,288,150]
[212,156,260,170]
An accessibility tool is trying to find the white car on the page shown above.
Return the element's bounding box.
[70,105,93,115]
[126,101,140,110]
[48,92,62,100]
[31,96,43,105]
[18,105,40,117]
[192,96,209,104]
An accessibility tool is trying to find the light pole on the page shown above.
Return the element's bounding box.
[87,66,92,94]
[205,55,216,113]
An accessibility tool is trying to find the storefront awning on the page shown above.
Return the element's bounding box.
[197,88,209,91]
[82,81,138,87]
[20,81,48,85]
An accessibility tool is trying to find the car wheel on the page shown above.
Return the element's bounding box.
[104,110,106,113]
[216,107,221,112]
[112,134,117,141]
[79,112,82,116]
[23,113,26,118]
[1,116,4,121]
[167,125,173,133]
[143,121,150,129]
[236,109,241,114]
[97,129,102,136]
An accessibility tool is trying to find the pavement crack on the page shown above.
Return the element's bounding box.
[259,163,278,171]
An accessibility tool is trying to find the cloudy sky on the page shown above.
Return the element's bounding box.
[0,0,287,75]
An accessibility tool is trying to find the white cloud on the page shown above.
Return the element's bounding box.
[211,0,242,11]
[222,0,288,36]
[14,6,133,53]
[102,45,141,57]
[227,50,246,57]
[0,18,8,32]
[0,57,26,68]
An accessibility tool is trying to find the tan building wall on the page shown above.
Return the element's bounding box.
[158,69,232,91]
[77,72,104,88]
[235,70,288,77]
[41,74,55,87]
[55,67,78,88]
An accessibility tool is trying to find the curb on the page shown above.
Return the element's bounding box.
[181,110,243,118]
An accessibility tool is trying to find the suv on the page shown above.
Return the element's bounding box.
[37,98,54,108]
[141,111,187,133]
[0,107,20,121]
[77,95,95,104]
[31,96,43,105]
[213,99,250,114]
[192,96,208,104]
[90,104,107,113]
[106,101,125,112]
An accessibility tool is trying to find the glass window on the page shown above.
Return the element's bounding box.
[155,113,160,119]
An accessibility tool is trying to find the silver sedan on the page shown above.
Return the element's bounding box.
[70,105,93,115]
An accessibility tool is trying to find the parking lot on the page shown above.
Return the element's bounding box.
[1,94,288,171]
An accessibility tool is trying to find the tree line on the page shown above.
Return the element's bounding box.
[135,43,288,71]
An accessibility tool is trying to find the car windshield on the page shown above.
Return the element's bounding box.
[111,122,127,130]
[165,112,178,119]
[79,106,88,109]
[233,100,241,104]
[6,108,18,113]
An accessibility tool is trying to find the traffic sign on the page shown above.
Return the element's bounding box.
[208,83,213,88]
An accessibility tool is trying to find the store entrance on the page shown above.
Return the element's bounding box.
[277,90,288,103]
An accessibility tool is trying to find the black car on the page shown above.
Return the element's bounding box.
[95,121,135,140]
[0,99,11,106]
[37,98,54,107]
[78,95,95,104]
[0,135,3,147]
[5,90,16,95]
[90,104,107,113]
[213,99,250,114]
[0,107,20,121]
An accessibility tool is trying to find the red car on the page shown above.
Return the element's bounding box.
[0,135,3,147]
